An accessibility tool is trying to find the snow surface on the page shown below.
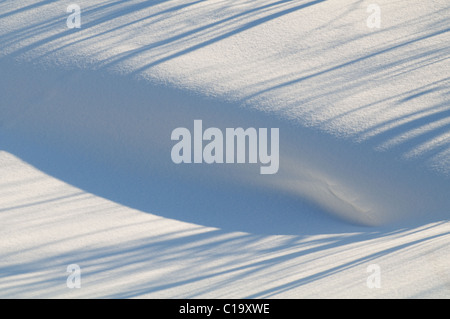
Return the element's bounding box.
[0,0,449,298]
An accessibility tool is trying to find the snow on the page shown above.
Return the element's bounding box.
[0,0,449,298]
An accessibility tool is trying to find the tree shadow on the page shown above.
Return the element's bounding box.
[0,200,447,298]
[3,0,325,62]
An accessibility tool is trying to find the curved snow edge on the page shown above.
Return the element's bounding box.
[1,58,449,227]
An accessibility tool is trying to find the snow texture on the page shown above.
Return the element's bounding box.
[0,0,449,298]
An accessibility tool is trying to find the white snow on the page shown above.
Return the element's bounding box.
[0,0,449,298]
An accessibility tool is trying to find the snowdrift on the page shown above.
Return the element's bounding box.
[0,0,449,228]
[0,0,449,298]
[1,58,449,229]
